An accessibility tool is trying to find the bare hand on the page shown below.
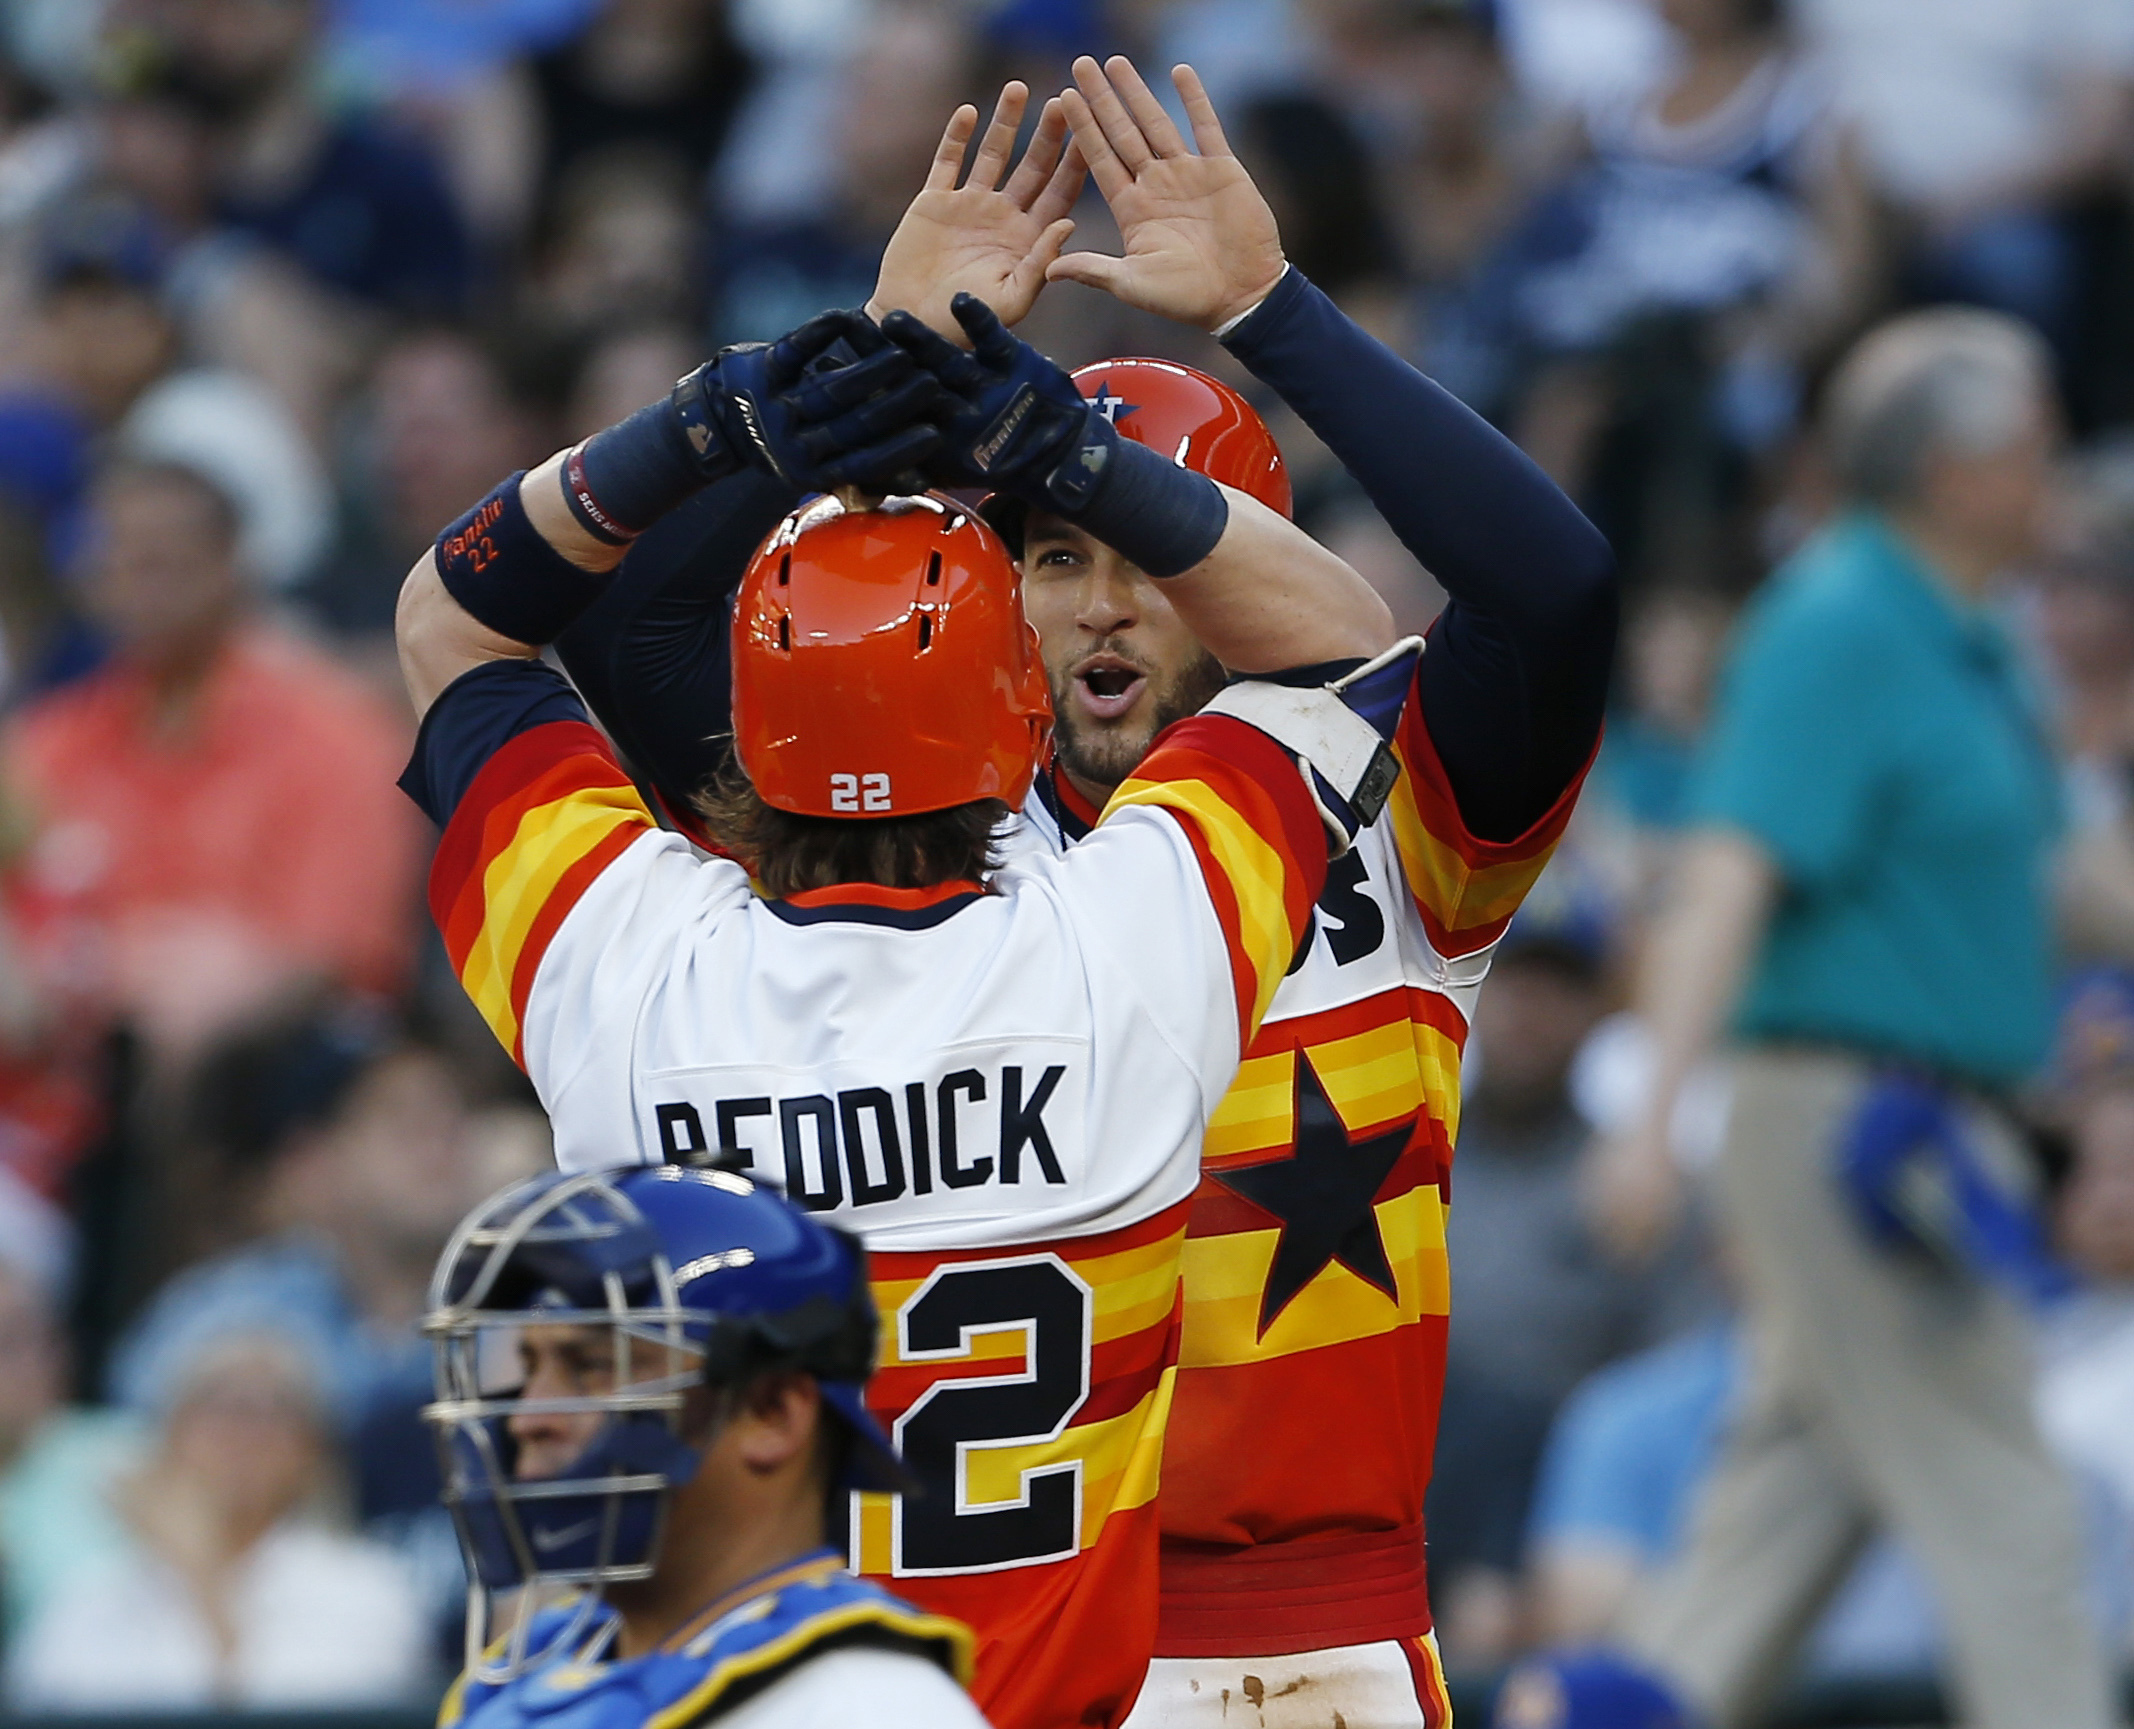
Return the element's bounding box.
[867,82,1084,342]
[1583,1120,1686,1266]
[1049,57,1286,332]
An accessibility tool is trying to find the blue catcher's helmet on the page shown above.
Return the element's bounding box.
[422,1164,896,1672]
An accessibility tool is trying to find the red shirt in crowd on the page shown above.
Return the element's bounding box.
[4,624,424,1051]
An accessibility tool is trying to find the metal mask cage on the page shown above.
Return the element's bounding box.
[421,1170,717,1684]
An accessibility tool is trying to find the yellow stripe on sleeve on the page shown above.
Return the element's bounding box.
[458,782,651,1050]
[1106,774,1302,1032]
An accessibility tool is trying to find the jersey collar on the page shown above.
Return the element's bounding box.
[1036,763,1105,842]
[766,880,987,929]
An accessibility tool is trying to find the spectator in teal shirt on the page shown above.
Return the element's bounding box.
[1588,308,2113,1729]
[0,1209,140,1644]
[1692,506,2060,1083]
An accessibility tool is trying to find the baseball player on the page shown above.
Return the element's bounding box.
[427,1163,986,1729]
[394,275,1415,1728]
[556,59,1617,1728]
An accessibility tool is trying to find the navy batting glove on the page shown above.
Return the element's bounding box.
[784,339,951,493]
[880,294,1112,503]
[883,294,1231,577]
[564,310,945,540]
[703,311,949,493]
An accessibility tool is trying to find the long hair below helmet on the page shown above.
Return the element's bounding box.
[731,493,1052,819]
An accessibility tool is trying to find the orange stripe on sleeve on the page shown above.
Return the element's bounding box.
[1389,701,1595,957]
[427,718,655,1063]
[1101,715,1328,1045]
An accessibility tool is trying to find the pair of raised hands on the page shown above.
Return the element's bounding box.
[704,56,1288,501]
[867,55,1289,344]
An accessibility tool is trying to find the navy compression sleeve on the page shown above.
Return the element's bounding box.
[554,469,799,819]
[1223,268,1617,842]
[398,659,588,828]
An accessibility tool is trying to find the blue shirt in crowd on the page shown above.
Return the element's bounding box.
[220,117,471,314]
[103,1232,438,1524]
[1526,1321,1954,1679]
[1528,1319,1736,1561]
[1690,512,2060,1085]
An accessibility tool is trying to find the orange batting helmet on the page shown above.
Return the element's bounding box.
[732,493,1052,818]
[1069,358,1292,517]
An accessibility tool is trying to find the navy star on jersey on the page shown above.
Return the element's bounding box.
[1213,1048,1409,1336]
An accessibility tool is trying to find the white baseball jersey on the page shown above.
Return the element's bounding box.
[406,656,1332,1729]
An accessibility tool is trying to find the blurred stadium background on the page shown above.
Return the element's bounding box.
[0,0,2127,1724]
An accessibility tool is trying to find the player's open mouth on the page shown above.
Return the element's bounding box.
[1072,655,1148,723]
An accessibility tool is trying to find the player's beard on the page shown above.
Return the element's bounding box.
[1049,636,1230,797]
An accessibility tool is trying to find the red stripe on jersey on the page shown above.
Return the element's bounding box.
[1116,716,1327,1047]
[1186,833,1254,1040]
[1155,1317,1451,1653]
[1156,1522,1431,1655]
[1404,1632,1453,1728]
[1392,689,1593,957]
[865,1304,1180,1431]
[1235,983,1471,1057]
[917,1498,1164,1729]
[427,717,653,1062]
[502,820,640,1064]
[429,720,636,965]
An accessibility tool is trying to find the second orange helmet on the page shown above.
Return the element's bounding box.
[1068,358,1292,519]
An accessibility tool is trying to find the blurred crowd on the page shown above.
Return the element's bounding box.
[0,0,2123,1715]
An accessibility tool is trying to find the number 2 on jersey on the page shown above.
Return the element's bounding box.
[890,1255,1093,1574]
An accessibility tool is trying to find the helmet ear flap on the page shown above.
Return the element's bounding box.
[701,1293,877,1387]
[673,1213,905,1495]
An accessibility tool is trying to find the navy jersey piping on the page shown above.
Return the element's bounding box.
[764,894,984,930]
